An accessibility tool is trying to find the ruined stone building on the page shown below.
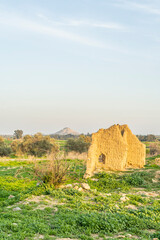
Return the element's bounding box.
[85,124,146,178]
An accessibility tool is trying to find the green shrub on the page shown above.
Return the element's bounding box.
[88,172,128,192]
[0,146,12,156]
[0,138,12,157]
[11,133,59,157]
[66,138,90,153]
[123,171,154,187]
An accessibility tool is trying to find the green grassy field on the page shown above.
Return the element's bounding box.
[0,156,160,240]
[56,140,67,151]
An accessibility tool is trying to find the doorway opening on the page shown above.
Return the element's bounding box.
[98,153,106,164]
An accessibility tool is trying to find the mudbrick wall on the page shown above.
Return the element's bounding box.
[85,124,146,178]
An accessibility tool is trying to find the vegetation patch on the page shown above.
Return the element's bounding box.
[0,155,160,239]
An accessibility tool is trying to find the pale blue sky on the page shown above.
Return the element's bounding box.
[0,0,160,135]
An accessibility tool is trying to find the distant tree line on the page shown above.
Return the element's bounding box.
[11,133,59,157]
[50,134,79,140]
[0,131,59,157]
[137,134,157,142]
[50,133,92,140]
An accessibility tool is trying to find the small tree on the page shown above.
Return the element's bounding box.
[66,137,91,153]
[13,130,23,139]
[0,138,12,157]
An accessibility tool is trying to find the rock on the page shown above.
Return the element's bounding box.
[64,184,73,188]
[126,234,132,237]
[12,223,18,226]
[152,179,158,183]
[153,238,159,240]
[137,191,159,197]
[155,158,160,166]
[106,193,112,196]
[13,207,21,211]
[34,234,44,239]
[56,238,78,240]
[78,187,83,192]
[125,205,138,210]
[115,204,119,209]
[120,196,129,202]
[8,195,15,199]
[91,178,99,182]
[74,186,79,190]
[81,183,90,190]
[73,183,79,186]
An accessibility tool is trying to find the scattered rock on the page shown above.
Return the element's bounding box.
[74,186,79,190]
[64,184,73,188]
[120,196,129,202]
[13,207,21,211]
[81,183,90,190]
[152,179,158,183]
[155,171,160,180]
[125,205,138,210]
[12,223,18,226]
[8,195,15,199]
[106,193,112,196]
[91,178,99,182]
[115,204,119,209]
[126,234,132,237]
[155,158,160,166]
[34,234,44,239]
[54,207,58,212]
[78,187,83,192]
[117,235,125,238]
[73,183,79,186]
[137,191,159,197]
[56,238,78,240]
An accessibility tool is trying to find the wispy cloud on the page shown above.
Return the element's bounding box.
[0,11,107,48]
[37,13,126,31]
[114,0,160,15]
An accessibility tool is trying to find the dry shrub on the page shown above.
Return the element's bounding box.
[34,153,70,187]
[27,155,36,164]
[155,158,160,166]
[149,142,160,156]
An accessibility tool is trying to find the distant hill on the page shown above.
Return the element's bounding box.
[54,127,80,136]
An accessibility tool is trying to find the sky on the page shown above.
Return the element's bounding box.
[0,0,160,135]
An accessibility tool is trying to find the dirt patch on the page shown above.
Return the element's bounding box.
[155,158,160,166]
[125,205,138,210]
[56,239,78,240]
[152,170,160,183]
[155,171,160,180]
[136,191,159,197]
[23,195,65,210]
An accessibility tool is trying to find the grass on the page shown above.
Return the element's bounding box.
[0,157,160,240]
[55,140,67,151]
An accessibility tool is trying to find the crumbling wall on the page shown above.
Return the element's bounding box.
[85,124,146,178]
[122,126,146,168]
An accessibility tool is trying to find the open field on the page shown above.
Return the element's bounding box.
[55,140,67,151]
[0,156,160,240]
